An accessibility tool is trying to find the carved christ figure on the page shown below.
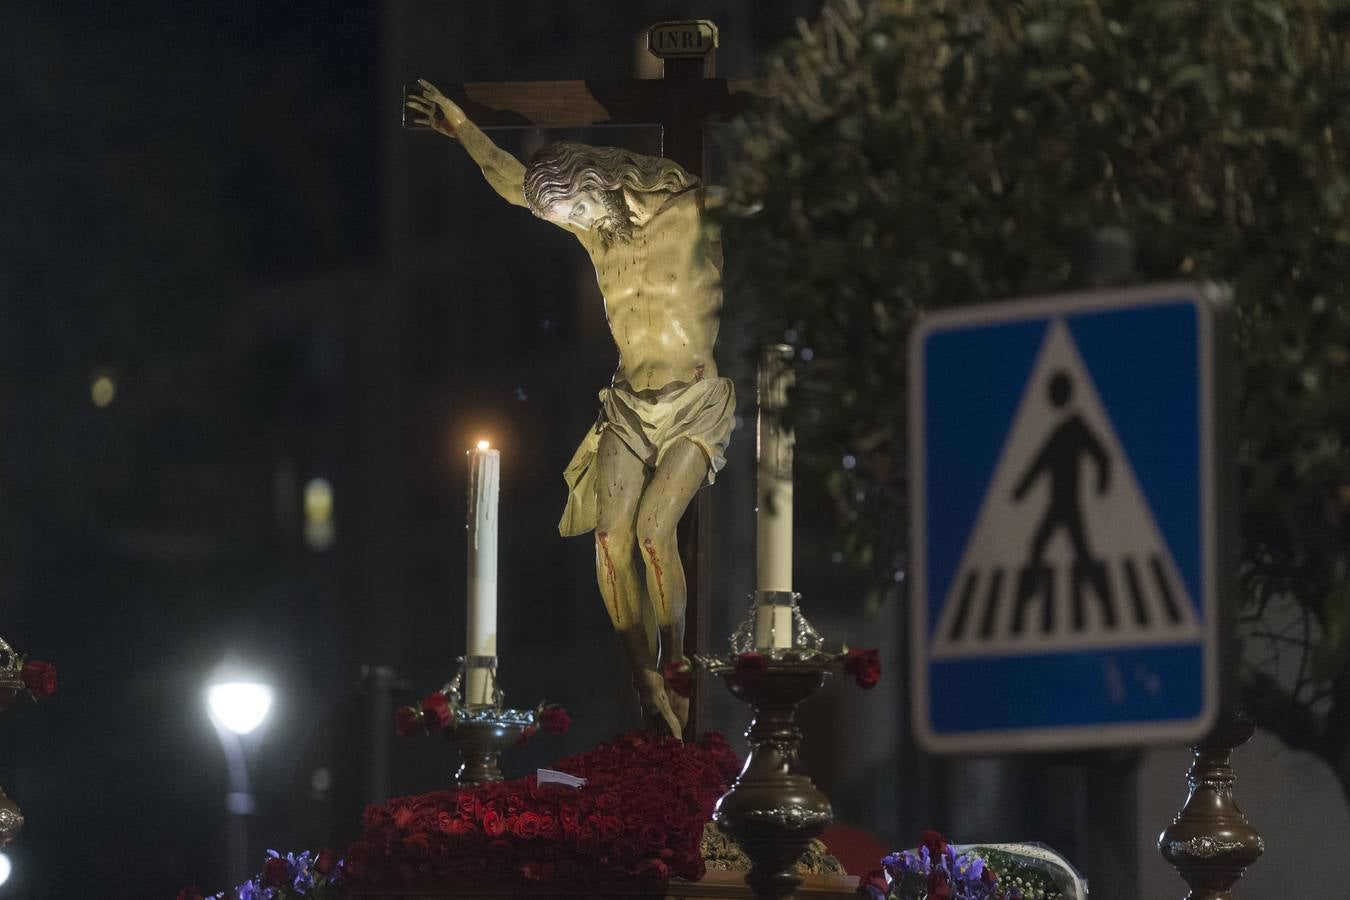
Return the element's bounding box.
[407,81,732,736]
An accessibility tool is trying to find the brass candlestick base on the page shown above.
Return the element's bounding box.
[709,658,835,900]
[1157,710,1264,899]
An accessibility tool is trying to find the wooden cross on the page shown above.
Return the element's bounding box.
[407,21,762,738]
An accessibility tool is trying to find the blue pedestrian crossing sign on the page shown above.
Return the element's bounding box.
[909,283,1226,753]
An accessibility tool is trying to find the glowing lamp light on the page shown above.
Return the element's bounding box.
[0,851,13,885]
[207,682,274,736]
[90,374,116,408]
[476,439,491,450]
[304,478,334,524]
[303,477,336,550]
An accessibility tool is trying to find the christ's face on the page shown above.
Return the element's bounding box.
[542,189,609,231]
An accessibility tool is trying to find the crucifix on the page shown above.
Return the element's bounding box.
[404,21,762,739]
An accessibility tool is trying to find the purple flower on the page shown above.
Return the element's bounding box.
[286,850,317,893]
[236,881,276,900]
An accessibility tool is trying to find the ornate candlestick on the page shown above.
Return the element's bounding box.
[0,636,57,847]
[443,655,531,784]
[1157,709,1264,899]
[396,655,567,786]
[0,651,25,846]
[697,593,876,900]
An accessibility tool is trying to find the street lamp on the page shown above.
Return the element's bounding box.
[207,682,273,736]
[206,674,274,887]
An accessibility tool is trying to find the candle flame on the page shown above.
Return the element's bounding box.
[476,439,491,450]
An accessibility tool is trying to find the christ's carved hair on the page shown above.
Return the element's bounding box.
[523,141,698,240]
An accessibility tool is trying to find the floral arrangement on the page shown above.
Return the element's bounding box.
[859,832,1085,900]
[178,848,343,900]
[676,646,881,691]
[0,637,57,705]
[841,647,881,688]
[393,687,570,743]
[345,730,741,887]
[18,658,57,700]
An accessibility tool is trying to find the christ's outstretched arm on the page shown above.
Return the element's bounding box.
[406,79,528,209]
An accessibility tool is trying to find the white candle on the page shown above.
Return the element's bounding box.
[466,440,500,705]
[754,602,795,650]
[756,345,795,598]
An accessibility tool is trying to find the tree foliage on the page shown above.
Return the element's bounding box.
[721,0,1350,791]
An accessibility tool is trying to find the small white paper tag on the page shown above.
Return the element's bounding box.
[537,768,586,789]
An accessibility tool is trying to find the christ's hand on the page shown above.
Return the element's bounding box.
[406,79,466,139]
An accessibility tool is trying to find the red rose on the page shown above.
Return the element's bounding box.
[843,647,882,689]
[420,692,453,729]
[982,864,999,884]
[920,829,948,860]
[597,815,623,841]
[394,705,423,737]
[456,793,480,820]
[516,724,538,746]
[636,858,670,881]
[176,886,205,900]
[640,822,667,849]
[512,811,542,839]
[575,831,598,855]
[539,705,570,734]
[661,660,693,698]
[20,660,56,698]
[313,847,341,876]
[857,868,889,899]
[448,817,478,838]
[732,652,768,680]
[482,809,508,838]
[261,856,290,888]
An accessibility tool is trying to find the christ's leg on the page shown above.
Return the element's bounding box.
[635,438,711,733]
[594,431,646,632]
[594,430,679,734]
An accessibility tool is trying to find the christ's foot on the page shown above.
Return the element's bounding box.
[634,669,682,738]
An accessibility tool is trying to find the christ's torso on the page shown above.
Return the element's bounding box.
[585,189,722,394]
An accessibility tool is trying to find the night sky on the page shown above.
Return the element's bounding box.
[0,3,858,897]
[2,4,378,896]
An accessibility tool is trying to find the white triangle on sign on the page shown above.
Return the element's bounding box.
[932,318,1201,660]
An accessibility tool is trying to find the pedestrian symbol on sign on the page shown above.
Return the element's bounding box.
[1012,368,1112,619]
[932,319,1200,660]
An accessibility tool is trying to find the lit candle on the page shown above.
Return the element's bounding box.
[756,345,795,649]
[466,440,500,705]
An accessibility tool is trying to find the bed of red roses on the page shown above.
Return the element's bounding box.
[343,730,742,889]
